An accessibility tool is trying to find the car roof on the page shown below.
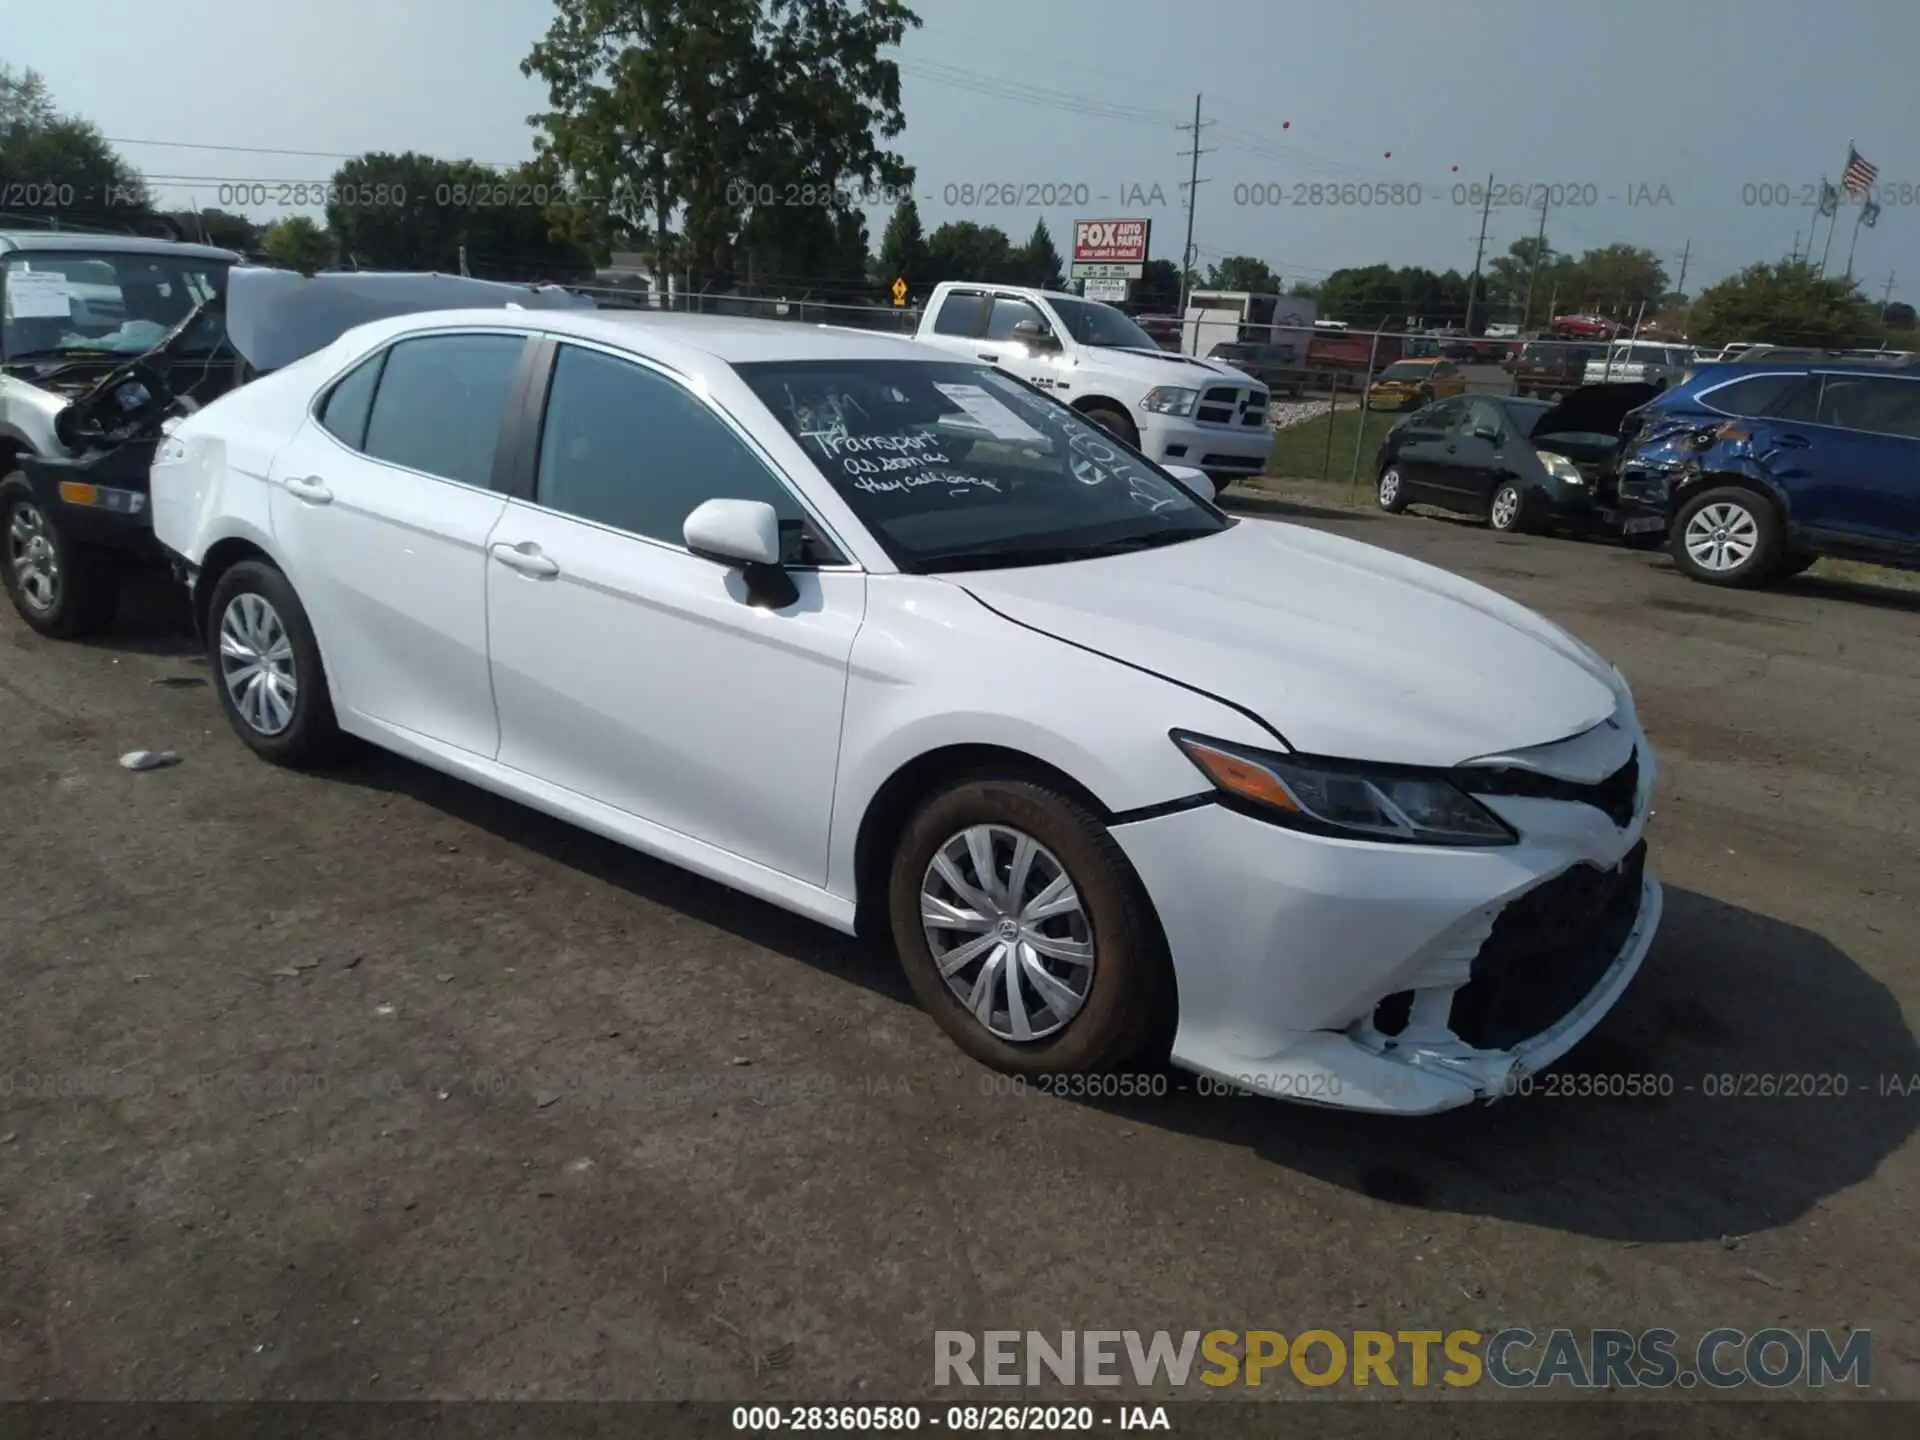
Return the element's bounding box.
[0,231,242,263]
[344,306,941,367]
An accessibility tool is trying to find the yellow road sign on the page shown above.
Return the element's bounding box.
[891,277,908,306]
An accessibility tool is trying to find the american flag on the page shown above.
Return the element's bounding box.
[1842,145,1879,195]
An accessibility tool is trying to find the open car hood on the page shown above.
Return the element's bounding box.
[1530,382,1660,441]
[224,266,595,373]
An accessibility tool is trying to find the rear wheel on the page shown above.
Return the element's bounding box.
[1671,486,1782,588]
[1377,464,1409,514]
[1,473,121,639]
[888,777,1167,1075]
[207,559,343,766]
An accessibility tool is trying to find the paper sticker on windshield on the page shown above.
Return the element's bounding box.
[5,270,73,319]
[932,383,1045,443]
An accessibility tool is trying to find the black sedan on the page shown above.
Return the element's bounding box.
[1371,384,1658,535]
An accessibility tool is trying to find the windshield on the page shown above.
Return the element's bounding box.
[1500,400,1555,436]
[1379,362,1434,380]
[1,251,229,363]
[734,358,1229,573]
[1045,296,1159,350]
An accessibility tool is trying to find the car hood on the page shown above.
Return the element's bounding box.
[957,519,1621,767]
[223,265,595,372]
[1082,348,1261,389]
[1530,382,1660,441]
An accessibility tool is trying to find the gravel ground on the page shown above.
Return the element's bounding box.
[1,507,1916,1414]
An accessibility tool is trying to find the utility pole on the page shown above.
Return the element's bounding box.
[1463,172,1494,334]
[1673,238,1690,302]
[1884,271,1897,309]
[1175,93,1214,325]
[1519,190,1549,329]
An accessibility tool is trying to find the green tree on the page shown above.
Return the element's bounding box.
[1203,255,1279,293]
[1688,261,1883,349]
[1015,218,1063,289]
[1560,243,1669,320]
[1315,264,1404,325]
[260,216,334,273]
[1134,258,1181,312]
[1883,300,1914,331]
[1287,278,1320,300]
[877,192,928,295]
[523,0,916,294]
[924,220,1015,283]
[0,63,152,220]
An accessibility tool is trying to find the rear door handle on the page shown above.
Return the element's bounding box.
[977,352,999,363]
[1774,433,1813,449]
[281,475,333,504]
[489,542,560,578]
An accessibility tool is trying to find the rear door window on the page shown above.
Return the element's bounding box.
[360,333,527,487]
[1816,376,1920,438]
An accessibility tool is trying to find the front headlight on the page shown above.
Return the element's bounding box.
[1140,386,1198,416]
[1542,452,1585,485]
[1172,732,1518,846]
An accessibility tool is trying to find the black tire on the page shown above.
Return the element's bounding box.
[1376,463,1410,514]
[1078,402,1138,449]
[1668,485,1782,588]
[888,777,1168,1076]
[1487,481,1531,533]
[1,473,122,639]
[206,559,343,766]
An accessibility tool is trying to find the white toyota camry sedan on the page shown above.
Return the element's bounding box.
[149,308,1661,1114]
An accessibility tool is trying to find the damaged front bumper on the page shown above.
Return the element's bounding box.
[1113,715,1660,1114]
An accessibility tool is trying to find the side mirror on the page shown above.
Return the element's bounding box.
[1163,463,1219,500]
[1472,424,1502,442]
[1011,319,1059,350]
[684,498,781,567]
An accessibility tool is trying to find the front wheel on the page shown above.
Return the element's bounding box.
[207,559,343,766]
[1488,481,1531,533]
[1,473,122,638]
[1670,487,1782,588]
[888,778,1168,1075]
[1078,402,1139,449]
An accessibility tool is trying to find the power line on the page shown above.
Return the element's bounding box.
[104,135,529,167]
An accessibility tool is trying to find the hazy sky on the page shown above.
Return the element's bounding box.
[6,0,1915,302]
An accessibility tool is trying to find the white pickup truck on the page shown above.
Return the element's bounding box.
[912,282,1274,486]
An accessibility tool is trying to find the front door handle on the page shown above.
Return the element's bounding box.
[1774,433,1813,449]
[489,542,560,578]
[282,475,333,504]
[977,352,999,363]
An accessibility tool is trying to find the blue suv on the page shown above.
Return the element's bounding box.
[1615,360,1920,587]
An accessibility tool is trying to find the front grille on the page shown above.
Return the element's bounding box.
[1459,749,1639,828]
[1448,840,1648,1051]
[1197,385,1246,426]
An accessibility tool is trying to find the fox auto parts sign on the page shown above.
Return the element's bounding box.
[1072,219,1150,264]
[1071,219,1150,279]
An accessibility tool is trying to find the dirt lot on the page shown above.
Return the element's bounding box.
[1,502,1916,1416]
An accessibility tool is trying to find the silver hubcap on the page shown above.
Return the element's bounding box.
[218,592,299,735]
[1684,502,1758,572]
[6,502,60,614]
[1491,487,1520,528]
[1378,469,1400,506]
[920,825,1095,1042]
